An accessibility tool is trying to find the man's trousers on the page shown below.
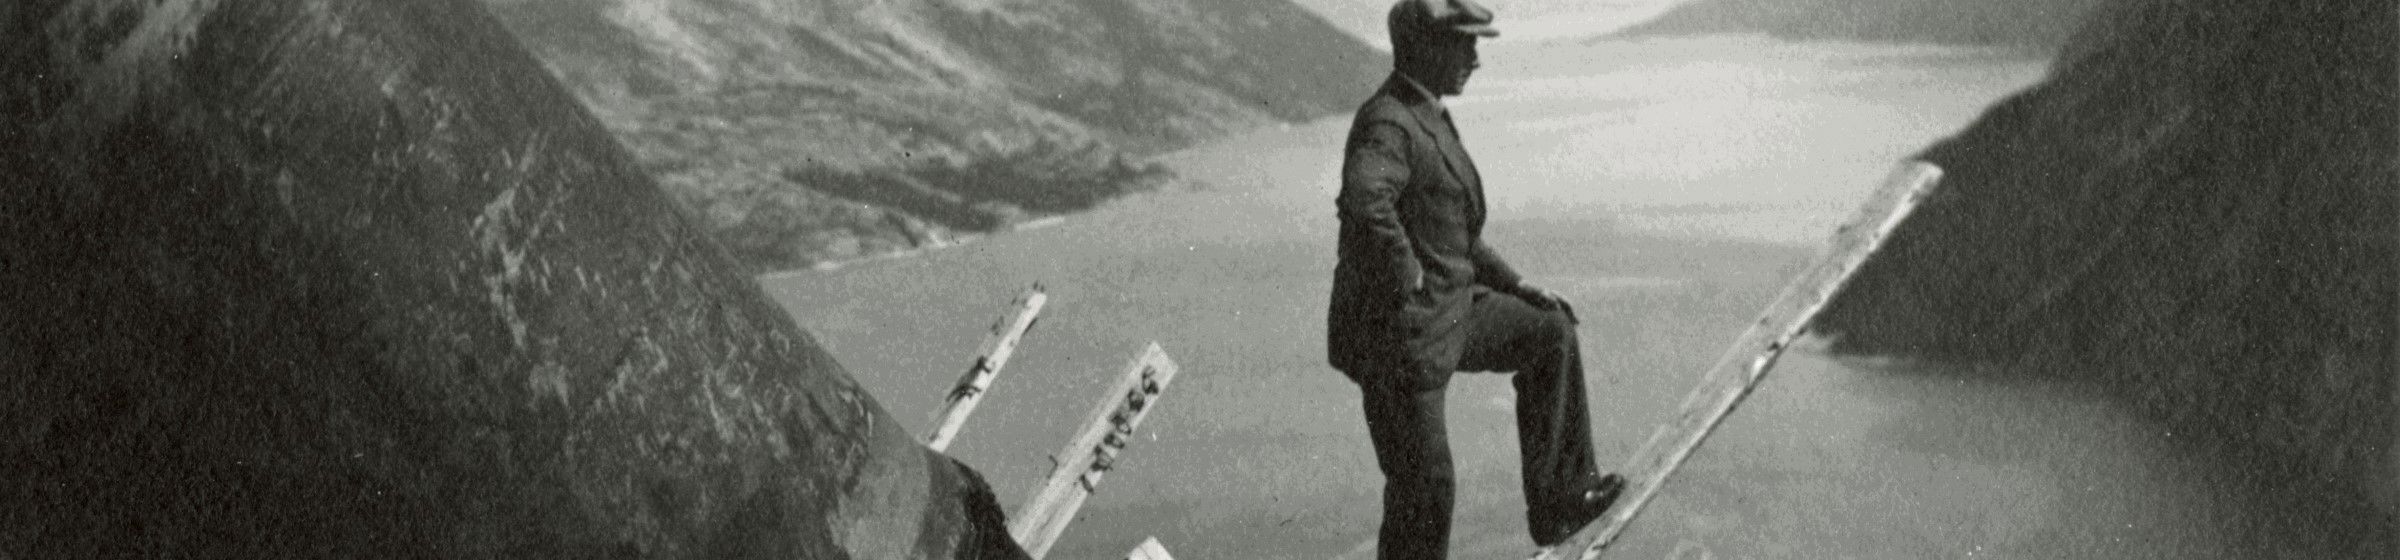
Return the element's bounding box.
[1359,290,1601,560]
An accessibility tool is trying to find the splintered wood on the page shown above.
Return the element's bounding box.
[925,285,1048,452]
[1531,162,1944,560]
[1010,343,1180,559]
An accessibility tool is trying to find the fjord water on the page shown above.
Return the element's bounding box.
[763,37,2377,559]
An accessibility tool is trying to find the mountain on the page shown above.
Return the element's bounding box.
[480,0,1387,271]
[1290,0,1688,45]
[1613,0,2106,47]
[3,1,1019,557]
[1816,0,2397,517]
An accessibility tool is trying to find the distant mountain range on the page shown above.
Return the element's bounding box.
[1294,0,2103,48]
[1614,0,2104,47]
[1292,0,1684,45]
[481,0,1386,270]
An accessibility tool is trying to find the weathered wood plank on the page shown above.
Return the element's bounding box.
[1531,162,1944,560]
[1124,536,1176,560]
[1009,343,1181,559]
[925,285,1050,452]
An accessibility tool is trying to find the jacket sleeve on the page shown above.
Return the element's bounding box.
[1337,121,1421,291]
[1471,239,1525,292]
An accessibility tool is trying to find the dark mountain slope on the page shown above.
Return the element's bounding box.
[2,1,1019,557]
[1816,0,2397,525]
[481,0,1387,270]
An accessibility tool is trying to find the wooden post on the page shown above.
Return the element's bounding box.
[925,285,1049,452]
[1122,537,1175,560]
[1532,162,1944,560]
[1008,343,1180,559]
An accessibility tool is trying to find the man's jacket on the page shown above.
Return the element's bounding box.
[1328,74,1524,389]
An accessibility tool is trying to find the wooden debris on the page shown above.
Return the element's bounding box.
[925,285,1049,452]
[1533,162,1944,560]
[1009,343,1181,559]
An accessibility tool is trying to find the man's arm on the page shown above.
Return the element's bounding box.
[1470,240,1523,292]
[1475,240,1578,322]
[1338,122,1423,292]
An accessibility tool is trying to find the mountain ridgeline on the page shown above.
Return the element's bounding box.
[1616,0,2105,48]
[480,0,1388,271]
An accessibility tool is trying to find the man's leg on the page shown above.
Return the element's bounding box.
[1455,291,1604,544]
[1362,375,1454,560]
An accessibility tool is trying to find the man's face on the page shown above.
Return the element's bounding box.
[1420,35,1480,96]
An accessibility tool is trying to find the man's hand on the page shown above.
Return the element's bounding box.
[1511,282,1578,324]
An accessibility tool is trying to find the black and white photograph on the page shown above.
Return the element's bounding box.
[2,0,2393,558]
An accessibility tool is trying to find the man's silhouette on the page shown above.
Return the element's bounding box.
[1326,1,1624,558]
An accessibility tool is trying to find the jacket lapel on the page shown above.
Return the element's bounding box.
[1441,111,1487,225]
[1394,77,1487,225]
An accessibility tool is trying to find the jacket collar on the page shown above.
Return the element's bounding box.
[1394,71,1446,112]
[1381,73,1453,146]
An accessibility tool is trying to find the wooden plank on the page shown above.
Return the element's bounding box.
[925,285,1049,452]
[1123,536,1176,560]
[1008,343,1180,559]
[1530,162,1944,560]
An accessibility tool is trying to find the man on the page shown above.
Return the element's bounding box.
[1327,1,1624,558]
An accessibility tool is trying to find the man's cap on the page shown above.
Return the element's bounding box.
[1388,0,1500,43]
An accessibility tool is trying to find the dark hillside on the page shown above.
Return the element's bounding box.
[2,1,1020,557]
[1816,0,2398,527]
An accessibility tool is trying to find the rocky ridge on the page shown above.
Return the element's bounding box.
[2,1,1025,556]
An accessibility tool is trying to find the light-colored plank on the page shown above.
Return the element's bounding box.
[925,285,1049,452]
[1532,162,1944,560]
[1009,343,1181,559]
[1124,536,1176,560]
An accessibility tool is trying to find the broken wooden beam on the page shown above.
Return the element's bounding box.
[925,285,1049,452]
[1532,162,1944,560]
[1009,342,1180,559]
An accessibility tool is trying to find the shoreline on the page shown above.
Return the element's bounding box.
[753,214,1074,280]
[751,34,2055,284]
